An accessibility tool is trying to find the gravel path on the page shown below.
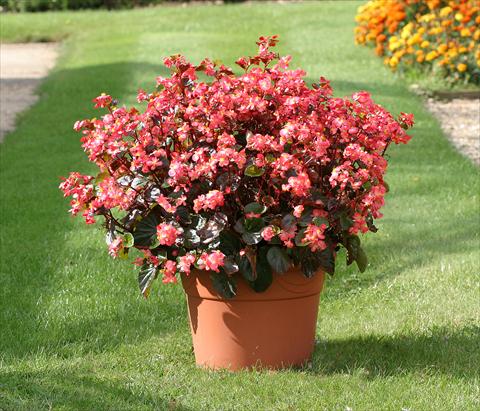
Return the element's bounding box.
[425,97,480,166]
[0,43,58,142]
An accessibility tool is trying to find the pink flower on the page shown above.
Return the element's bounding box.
[304,224,327,252]
[156,194,177,214]
[282,172,311,197]
[137,88,149,103]
[156,223,179,246]
[235,56,249,70]
[167,160,189,186]
[246,133,281,152]
[217,132,236,148]
[162,260,177,284]
[198,251,225,272]
[142,249,160,266]
[178,253,196,275]
[73,119,91,132]
[261,226,276,241]
[193,190,225,213]
[293,205,304,218]
[108,237,123,258]
[398,112,414,129]
[350,212,369,234]
[92,93,112,108]
[279,225,297,248]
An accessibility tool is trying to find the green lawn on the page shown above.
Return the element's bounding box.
[1,2,479,410]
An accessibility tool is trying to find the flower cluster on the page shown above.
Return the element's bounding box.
[60,36,413,298]
[355,0,480,85]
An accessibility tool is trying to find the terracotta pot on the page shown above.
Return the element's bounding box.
[181,267,325,370]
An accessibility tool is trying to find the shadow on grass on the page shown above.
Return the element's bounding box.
[0,368,193,410]
[311,323,480,378]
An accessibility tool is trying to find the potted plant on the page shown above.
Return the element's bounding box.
[60,36,414,370]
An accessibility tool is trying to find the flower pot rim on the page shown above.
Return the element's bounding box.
[182,267,325,302]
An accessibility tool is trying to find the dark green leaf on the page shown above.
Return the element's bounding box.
[236,254,255,281]
[184,229,201,249]
[210,271,237,299]
[282,213,296,229]
[345,234,361,266]
[317,246,335,275]
[191,214,206,231]
[149,237,160,249]
[234,218,245,234]
[266,246,292,274]
[133,210,161,247]
[223,256,239,275]
[310,189,329,204]
[138,264,158,298]
[269,236,282,245]
[216,173,241,191]
[345,235,370,272]
[175,206,191,225]
[339,213,353,230]
[294,246,335,277]
[362,181,372,191]
[355,246,368,273]
[218,230,242,255]
[366,213,378,233]
[123,232,134,248]
[249,247,273,292]
[313,216,329,227]
[132,176,148,189]
[299,248,321,278]
[244,202,267,215]
[245,164,265,177]
[294,228,307,247]
[156,249,168,262]
[298,208,313,227]
[242,231,263,245]
[197,213,228,244]
[244,217,265,233]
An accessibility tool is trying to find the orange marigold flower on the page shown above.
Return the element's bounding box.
[438,44,448,54]
[425,50,439,61]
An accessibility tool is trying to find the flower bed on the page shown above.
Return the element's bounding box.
[355,0,480,86]
[60,36,413,298]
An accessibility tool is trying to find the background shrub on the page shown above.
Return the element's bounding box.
[0,0,246,11]
[355,0,480,86]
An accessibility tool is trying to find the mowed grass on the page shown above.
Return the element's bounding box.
[0,2,479,410]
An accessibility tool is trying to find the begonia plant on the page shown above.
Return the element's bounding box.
[60,36,414,298]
